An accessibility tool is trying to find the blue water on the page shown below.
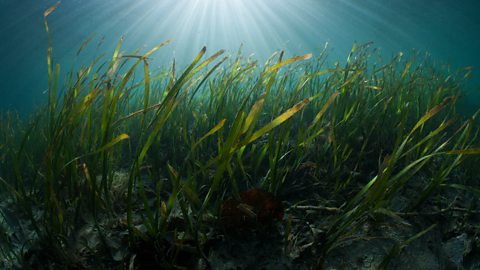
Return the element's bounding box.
[0,0,479,114]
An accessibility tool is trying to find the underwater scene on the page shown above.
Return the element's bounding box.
[1,0,480,269]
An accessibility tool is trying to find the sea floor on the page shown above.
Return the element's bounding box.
[1,170,479,269]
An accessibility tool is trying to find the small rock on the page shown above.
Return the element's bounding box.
[443,233,472,268]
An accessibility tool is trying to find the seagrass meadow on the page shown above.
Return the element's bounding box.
[1,3,480,270]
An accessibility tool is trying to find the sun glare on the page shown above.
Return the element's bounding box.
[118,0,327,63]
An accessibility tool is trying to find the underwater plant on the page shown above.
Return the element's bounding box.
[0,2,479,269]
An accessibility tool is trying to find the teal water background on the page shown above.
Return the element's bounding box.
[0,0,478,115]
